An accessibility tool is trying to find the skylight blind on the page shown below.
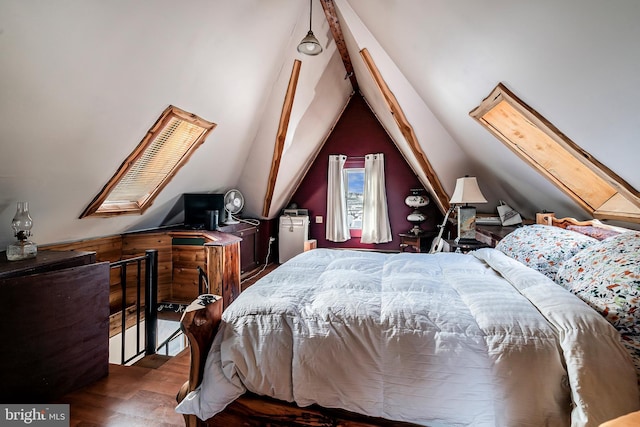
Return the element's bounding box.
[106,119,205,205]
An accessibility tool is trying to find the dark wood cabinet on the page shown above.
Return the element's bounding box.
[0,250,110,403]
[219,222,260,276]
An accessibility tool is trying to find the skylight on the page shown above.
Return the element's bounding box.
[470,83,640,223]
[80,105,216,218]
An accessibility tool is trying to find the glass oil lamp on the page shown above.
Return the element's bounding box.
[6,201,37,261]
[405,188,429,235]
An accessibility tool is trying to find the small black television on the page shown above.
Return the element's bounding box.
[183,193,226,229]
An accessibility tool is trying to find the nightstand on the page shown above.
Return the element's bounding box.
[399,231,437,253]
[442,239,490,253]
[475,224,521,247]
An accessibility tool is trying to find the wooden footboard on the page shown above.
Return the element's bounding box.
[176,294,422,427]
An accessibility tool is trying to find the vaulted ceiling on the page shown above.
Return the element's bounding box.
[1,0,639,248]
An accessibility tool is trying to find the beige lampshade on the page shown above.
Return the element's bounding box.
[449,177,487,204]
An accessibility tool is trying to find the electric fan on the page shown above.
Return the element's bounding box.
[223,189,244,225]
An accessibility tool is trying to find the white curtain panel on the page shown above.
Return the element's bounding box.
[326,154,351,242]
[361,153,392,244]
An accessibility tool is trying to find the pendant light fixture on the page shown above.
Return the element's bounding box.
[297,0,323,56]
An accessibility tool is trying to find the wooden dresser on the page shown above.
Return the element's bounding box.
[0,250,110,403]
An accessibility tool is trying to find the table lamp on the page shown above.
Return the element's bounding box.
[449,176,487,244]
[405,188,429,235]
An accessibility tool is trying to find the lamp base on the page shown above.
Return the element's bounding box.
[456,205,477,242]
[6,240,37,261]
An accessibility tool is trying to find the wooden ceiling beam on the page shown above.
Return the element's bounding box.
[319,0,358,91]
[262,60,302,218]
[360,48,449,214]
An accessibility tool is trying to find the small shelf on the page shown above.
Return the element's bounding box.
[398,231,437,253]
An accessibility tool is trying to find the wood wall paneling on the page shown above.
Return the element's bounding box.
[171,244,206,302]
[122,232,173,308]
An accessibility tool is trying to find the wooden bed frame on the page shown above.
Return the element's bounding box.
[536,212,631,233]
[176,215,632,427]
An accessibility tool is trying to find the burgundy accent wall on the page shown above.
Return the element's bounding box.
[288,95,442,251]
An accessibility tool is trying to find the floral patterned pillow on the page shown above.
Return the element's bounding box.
[495,224,599,279]
[555,232,640,336]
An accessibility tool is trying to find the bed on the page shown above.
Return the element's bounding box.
[175,216,640,426]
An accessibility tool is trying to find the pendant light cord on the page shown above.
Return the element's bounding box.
[297,0,322,55]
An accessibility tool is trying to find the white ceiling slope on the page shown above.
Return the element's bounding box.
[344,0,640,219]
[1,1,639,248]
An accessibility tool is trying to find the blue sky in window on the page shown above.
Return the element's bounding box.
[347,170,364,193]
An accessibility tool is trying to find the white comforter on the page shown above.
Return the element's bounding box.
[176,248,639,426]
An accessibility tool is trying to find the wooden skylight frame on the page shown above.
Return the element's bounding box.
[470,83,640,223]
[80,105,216,218]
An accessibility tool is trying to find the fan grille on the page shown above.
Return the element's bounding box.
[224,190,244,214]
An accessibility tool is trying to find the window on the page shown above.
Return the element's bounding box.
[470,83,640,223]
[344,167,364,230]
[80,105,216,218]
[326,154,391,243]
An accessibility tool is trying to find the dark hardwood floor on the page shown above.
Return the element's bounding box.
[57,351,190,427]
